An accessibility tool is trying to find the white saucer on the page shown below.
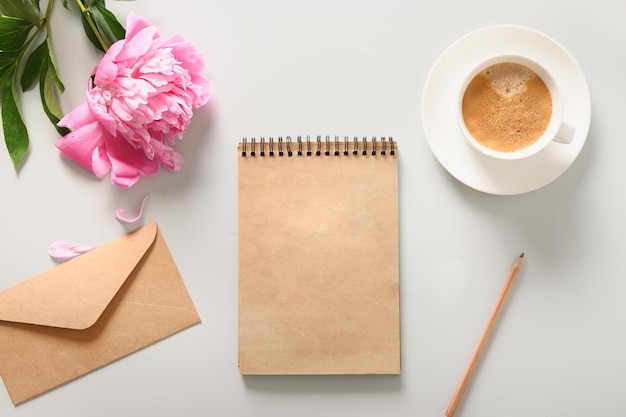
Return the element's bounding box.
[422,25,591,195]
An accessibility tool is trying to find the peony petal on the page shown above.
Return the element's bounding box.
[110,97,135,121]
[124,13,153,43]
[110,169,142,187]
[116,24,158,63]
[116,194,148,223]
[166,38,206,75]
[48,242,98,262]
[192,78,212,107]
[104,134,160,186]
[91,145,112,178]
[56,118,110,176]
[58,101,93,130]
[87,88,118,136]
[151,139,184,171]
[94,55,119,86]
[100,39,125,68]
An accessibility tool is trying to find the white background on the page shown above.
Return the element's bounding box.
[0,0,624,416]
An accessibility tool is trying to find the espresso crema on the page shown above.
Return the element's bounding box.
[461,62,552,153]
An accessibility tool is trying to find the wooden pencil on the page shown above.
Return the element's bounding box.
[444,253,525,417]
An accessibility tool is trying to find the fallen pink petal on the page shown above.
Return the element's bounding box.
[116,194,149,223]
[48,242,98,262]
[56,13,211,187]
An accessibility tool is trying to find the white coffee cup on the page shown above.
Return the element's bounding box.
[457,54,575,160]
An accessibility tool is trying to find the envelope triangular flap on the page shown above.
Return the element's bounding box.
[0,222,158,330]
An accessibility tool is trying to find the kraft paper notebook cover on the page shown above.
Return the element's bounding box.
[238,136,400,375]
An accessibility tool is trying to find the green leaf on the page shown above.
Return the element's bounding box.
[76,0,126,51]
[0,0,40,25]
[0,61,14,90]
[0,16,34,52]
[45,32,63,92]
[91,1,125,44]
[2,72,29,167]
[39,59,69,136]
[0,49,18,76]
[20,38,46,91]
[79,10,105,52]
[0,58,17,92]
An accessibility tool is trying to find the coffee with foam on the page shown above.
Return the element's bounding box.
[461,62,552,153]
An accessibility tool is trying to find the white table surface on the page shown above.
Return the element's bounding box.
[1,1,624,416]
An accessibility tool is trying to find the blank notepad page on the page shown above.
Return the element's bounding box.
[238,137,400,375]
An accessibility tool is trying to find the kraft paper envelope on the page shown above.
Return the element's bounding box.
[0,222,201,405]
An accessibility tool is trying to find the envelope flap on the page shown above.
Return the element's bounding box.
[0,222,158,330]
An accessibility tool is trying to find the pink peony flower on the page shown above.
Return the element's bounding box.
[56,13,211,186]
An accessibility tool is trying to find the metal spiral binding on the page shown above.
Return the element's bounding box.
[241,136,394,157]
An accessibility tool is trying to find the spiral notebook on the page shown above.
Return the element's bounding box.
[238,136,400,375]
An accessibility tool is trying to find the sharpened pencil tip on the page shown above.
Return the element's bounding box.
[520,253,525,258]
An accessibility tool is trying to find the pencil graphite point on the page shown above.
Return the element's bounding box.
[520,253,525,258]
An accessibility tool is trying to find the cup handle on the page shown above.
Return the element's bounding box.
[554,122,575,144]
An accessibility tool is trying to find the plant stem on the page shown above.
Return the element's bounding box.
[74,0,108,52]
[20,0,52,61]
[44,0,55,23]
